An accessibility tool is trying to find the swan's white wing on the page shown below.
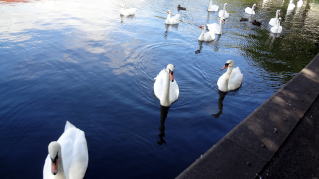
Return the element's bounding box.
[68,130,88,179]
[218,10,224,17]
[173,14,181,21]
[218,10,229,19]
[58,122,88,179]
[169,80,179,104]
[207,23,221,34]
[154,69,166,100]
[217,72,229,92]
[269,18,277,26]
[228,67,243,91]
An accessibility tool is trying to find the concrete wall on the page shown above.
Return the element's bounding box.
[177,53,319,179]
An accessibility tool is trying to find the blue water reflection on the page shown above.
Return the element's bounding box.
[0,0,318,178]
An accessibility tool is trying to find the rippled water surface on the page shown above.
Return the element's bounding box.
[0,0,318,178]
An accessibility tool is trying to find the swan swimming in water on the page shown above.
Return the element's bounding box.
[198,25,215,41]
[270,17,282,34]
[245,4,256,15]
[269,10,280,27]
[119,3,136,17]
[208,0,219,12]
[43,121,88,179]
[165,10,181,25]
[287,0,295,11]
[297,0,303,7]
[154,64,179,107]
[217,60,243,92]
[207,18,224,35]
[218,3,229,19]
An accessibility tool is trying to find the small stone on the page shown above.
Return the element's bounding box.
[273,128,278,134]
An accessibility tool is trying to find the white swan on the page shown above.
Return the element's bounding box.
[287,0,295,11]
[198,25,215,41]
[245,4,256,15]
[165,10,181,25]
[208,0,219,12]
[207,18,224,35]
[297,0,303,7]
[154,64,179,107]
[218,3,229,19]
[217,60,243,92]
[43,121,88,179]
[119,3,136,17]
[269,9,280,27]
[270,18,282,33]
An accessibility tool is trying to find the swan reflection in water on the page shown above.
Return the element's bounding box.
[195,37,220,54]
[158,106,170,145]
[212,90,227,118]
[164,24,179,39]
[120,15,135,23]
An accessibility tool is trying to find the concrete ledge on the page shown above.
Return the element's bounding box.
[177,53,319,179]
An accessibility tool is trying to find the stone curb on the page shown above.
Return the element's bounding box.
[176,53,319,179]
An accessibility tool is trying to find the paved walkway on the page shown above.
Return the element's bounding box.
[260,95,319,178]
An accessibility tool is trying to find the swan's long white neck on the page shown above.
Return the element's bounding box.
[199,26,207,39]
[289,0,293,3]
[252,4,256,10]
[275,10,279,18]
[226,66,233,76]
[160,69,170,107]
[166,13,171,20]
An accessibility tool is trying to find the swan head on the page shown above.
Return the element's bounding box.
[199,25,208,31]
[223,60,234,69]
[166,64,175,82]
[276,9,281,15]
[48,141,61,175]
[252,4,256,8]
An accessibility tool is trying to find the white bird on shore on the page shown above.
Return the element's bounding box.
[198,25,216,41]
[165,10,181,25]
[269,10,280,26]
[245,4,256,15]
[218,3,229,19]
[208,0,219,12]
[287,0,295,11]
[207,18,224,35]
[43,121,88,179]
[217,60,243,92]
[270,18,282,34]
[154,64,179,107]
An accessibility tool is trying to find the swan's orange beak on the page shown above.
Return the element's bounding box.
[51,157,58,175]
[169,71,174,82]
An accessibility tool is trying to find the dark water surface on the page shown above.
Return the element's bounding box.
[0,0,318,178]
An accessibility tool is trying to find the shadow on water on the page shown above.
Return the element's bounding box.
[120,15,135,23]
[195,35,221,54]
[212,90,227,118]
[158,105,170,145]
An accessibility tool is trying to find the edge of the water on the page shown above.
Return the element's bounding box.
[176,53,319,179]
